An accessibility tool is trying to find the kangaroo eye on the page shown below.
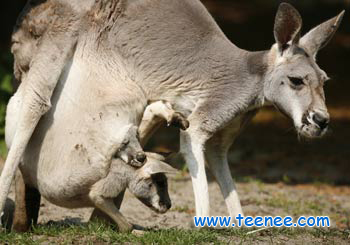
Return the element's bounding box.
[288,76,304,86]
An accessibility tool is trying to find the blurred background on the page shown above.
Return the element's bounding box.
[0,0,349,184]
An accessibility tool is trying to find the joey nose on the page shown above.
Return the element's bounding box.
[136,152,146,163]
[312,113,329,130]
[160,201,171,210]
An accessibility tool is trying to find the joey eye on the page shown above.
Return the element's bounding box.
[288,76,304,86]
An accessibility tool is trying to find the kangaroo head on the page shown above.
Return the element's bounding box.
[129,153,178,213]
[114,125,147,167]
[264,3,344,138]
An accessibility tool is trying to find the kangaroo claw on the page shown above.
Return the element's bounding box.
[169,112,190,130]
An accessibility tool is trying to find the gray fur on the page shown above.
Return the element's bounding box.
[5,97,184,231]
[0,0,344,222]
[88,154,175,232]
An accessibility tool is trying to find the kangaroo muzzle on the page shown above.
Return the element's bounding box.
[299,110,329,138]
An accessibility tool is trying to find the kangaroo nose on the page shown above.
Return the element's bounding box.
[160,201,171,210]
[312,113,329,130]
[136,152,147,163]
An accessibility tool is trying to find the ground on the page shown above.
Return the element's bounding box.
[0,109,349,244]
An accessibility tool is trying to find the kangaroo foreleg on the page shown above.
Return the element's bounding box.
[138,100,189,146]
[89,190,125,225]
[89,193,132,233]
[180,127,210,218]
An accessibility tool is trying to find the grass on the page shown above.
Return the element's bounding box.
[0,141,7,160]
[0,222,220,244]
[0,221,348,244]
[172,205,191,213]
[263,193,326,215]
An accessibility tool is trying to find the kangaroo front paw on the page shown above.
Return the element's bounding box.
[168,112,190,130]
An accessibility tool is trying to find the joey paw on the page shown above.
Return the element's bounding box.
[168,112,189,130]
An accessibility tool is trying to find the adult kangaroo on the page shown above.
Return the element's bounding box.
[106,1,343,219]
[0,0,344,221]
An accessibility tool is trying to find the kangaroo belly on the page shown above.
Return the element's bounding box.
[20,48,146,208]
[20,59,103,206]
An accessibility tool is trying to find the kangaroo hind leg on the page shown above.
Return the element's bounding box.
[0,24,79,215]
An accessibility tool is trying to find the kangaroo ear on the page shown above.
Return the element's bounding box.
[274,3,303,53]
[141,158,178,176]
[300,10,345,58]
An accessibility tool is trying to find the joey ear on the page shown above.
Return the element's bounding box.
[300,10,345,58]
[141,158,178,176]
[274,3,303,53]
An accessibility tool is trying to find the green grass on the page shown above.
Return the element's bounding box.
[0,141,7,159]
[172,205,191,213]
[260,193,326,215]
[0,221,348,244]
[0,222,221,244]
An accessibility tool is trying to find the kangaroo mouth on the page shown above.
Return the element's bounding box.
[273,103,328,139]
[297,112,329,139]
[297,123,328,139]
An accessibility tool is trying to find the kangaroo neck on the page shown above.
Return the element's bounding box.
[207,46,271,112]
